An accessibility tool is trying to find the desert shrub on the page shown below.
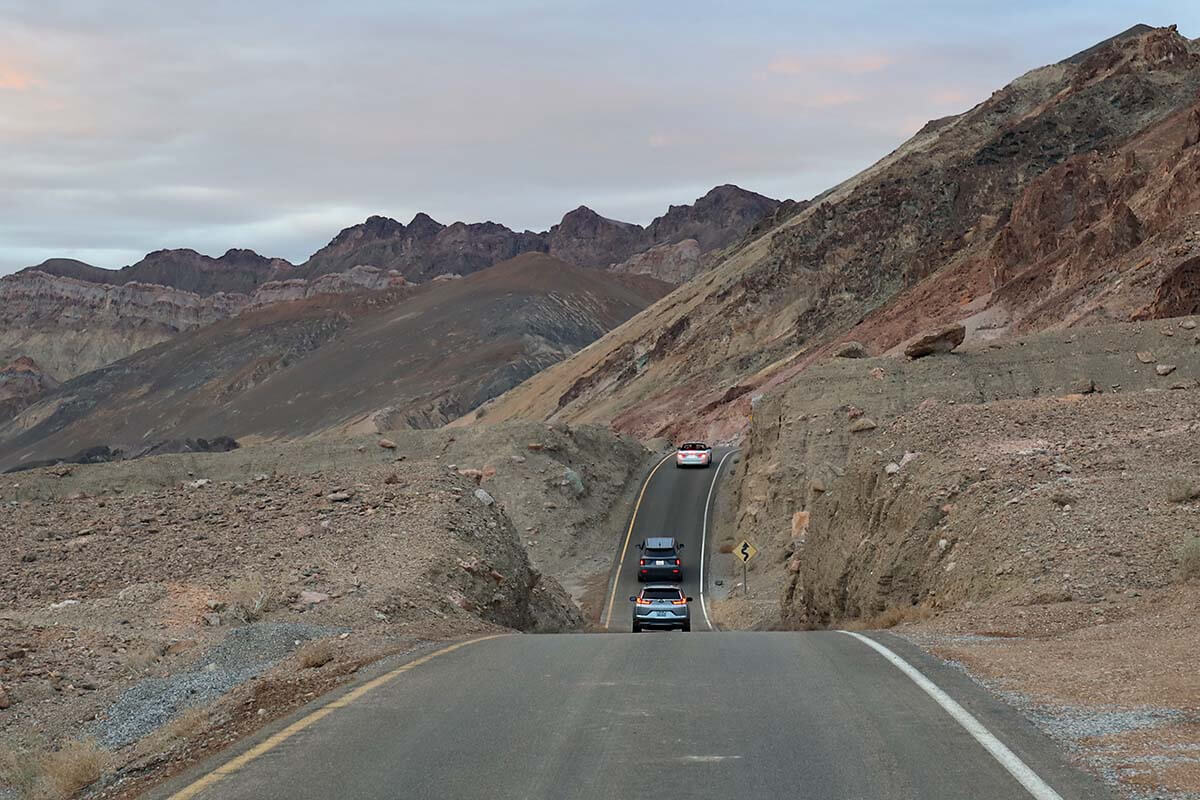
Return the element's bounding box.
[848,604,935,630]
[42,740,107,798]
[161,707,209,741]
[132,707,210,762]
[2,739,112,800]
[297,639,335,669]
[1166,477,1200,503]
[0,744,41,797]
[118,642,166,677]
[227,573,277,623]
[1179,536,1200,581]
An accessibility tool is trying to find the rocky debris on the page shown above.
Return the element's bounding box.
[561,469,586,498]
[0,684,10,709]
[1137,351,1156,364]
[904,324,966,359]
[0,422,643,789]
[377,438,397,450]
[96,623,338,748]
[325,491,354,502]
[474,488,495,506]
[833,341,869,358]
[1156,363,1177,376]
[1181,319,1198,330]
[848,418,878,433]
[1069,378,1096,394]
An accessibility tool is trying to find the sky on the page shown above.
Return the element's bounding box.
[1,1,1198,275]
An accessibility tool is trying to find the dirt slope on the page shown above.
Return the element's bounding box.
[0,422,649,797]
[0,255,669,471]
[462,26,1200,443]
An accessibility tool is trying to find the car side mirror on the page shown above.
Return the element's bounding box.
[686,597,694,602]
[629,595,637,602]
[677,543,684,549]
[635,543,643,551]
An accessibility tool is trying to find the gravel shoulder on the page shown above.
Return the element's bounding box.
[713,316,1200,798]
[0,421,648,799]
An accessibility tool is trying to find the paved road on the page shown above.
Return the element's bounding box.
[602,447,735,632]
[155,449,1113,800]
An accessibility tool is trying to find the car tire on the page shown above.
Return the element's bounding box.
[632,623,641,633]
[636,574,644,583]
[681,622,691,632]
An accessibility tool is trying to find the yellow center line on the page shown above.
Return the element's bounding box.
[166,634,505,800]
[603,452,675,629]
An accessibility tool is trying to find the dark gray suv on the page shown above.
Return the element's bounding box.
[629,584,692,632]
[636,536,683,582]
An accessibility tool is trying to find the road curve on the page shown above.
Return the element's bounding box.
[152,448,1114,800]
[602,447,736,631]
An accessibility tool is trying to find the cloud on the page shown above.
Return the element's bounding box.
[0,66,33,90]
[766,52,894,76]
[4,3,1193,274]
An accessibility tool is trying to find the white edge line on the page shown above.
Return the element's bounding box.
[840,631,1065,800]
[699,449,737,631]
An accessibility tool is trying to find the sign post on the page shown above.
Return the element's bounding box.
[734,539,759,595]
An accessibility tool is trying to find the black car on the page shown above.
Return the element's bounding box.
[636,536,683,582]
[630,584,692,632]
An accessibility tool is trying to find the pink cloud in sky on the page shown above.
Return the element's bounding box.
[0,66,34,90]
[931,88,973,105]
[767,52,893,76]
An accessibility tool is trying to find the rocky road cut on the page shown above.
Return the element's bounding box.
[150,451,1112,800]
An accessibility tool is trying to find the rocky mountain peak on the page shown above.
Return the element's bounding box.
[407,212,446,239]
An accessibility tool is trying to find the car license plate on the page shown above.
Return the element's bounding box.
[652,612,669,618]
[655,560,665,566]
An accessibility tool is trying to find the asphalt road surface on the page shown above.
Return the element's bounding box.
[155,450,1112,800]
[601,447,736,632]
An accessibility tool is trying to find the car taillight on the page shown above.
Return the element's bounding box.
[675,559,680,565]
[639,559,645,566]
[672,569,680,573]
[636,598,653,605]
[671,598,687,605]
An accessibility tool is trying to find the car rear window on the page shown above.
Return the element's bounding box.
[644,548,675,558]
[679,443,708,450]
[642,588,683,600]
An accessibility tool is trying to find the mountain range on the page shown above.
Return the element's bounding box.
[0,185,779,390]
[463,24,1200,440]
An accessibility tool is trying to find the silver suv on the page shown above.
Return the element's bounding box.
[629,584,692,632]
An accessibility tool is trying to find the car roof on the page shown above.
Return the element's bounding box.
[641,584,683,592]
[643,536,676,549]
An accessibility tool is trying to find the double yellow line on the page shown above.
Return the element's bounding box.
[166,635,503,799]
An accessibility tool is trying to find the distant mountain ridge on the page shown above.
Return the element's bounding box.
[20,184,780,293]
[299,184,780,282]
[0,253,672,470]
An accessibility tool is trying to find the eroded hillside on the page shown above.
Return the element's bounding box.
[0,255,669,471]
[465,26,1200,443]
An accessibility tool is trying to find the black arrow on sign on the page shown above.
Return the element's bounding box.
[740,542,751,561]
